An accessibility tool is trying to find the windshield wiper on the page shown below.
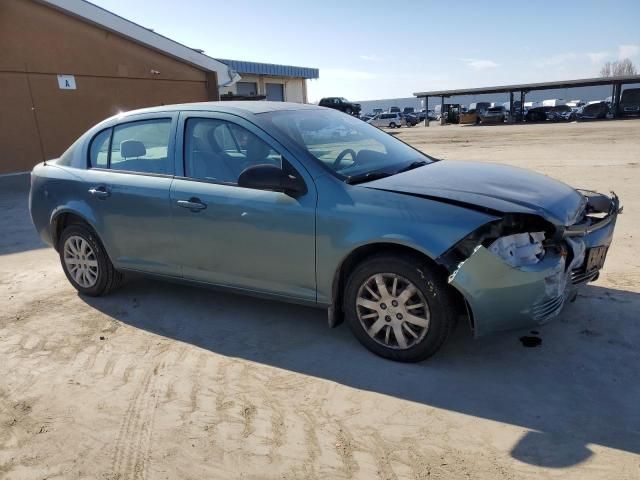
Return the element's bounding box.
[395,160,428,174]
[346,160,429,185]
[346,170,393,185]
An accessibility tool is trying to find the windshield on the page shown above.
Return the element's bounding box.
[266,109,432,178]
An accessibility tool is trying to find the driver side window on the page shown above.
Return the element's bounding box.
[184,118,282,185]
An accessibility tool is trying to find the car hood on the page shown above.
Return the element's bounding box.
[364,160,587,226]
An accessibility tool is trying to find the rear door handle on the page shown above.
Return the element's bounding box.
[88,186,110,199]
[177,198,207,212]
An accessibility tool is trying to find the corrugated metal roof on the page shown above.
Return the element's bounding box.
[414,75,640,97]
[217,59,319,79]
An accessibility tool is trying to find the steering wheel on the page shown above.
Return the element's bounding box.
[332,149,358,170]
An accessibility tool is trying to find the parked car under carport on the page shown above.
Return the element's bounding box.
[576,102,609,121]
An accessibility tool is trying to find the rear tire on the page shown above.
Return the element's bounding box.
[343,254,457,362]
[59,224,122,297]
[389,122,397,128]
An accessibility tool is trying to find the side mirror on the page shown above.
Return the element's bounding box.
[237,164,306,197]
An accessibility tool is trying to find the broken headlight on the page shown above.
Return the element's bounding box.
[488,232,545,267]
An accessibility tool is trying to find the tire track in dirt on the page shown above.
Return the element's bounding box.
[203,359,235,461]
[300,409,321,478]
[189,353,207,414]
[265,398,286,463]
[110,356,165,480]
[111,370,152,477]
[370,431,398,480]
[334,421,359,478]
[241,401,257,438]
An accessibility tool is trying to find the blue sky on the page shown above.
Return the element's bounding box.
[92,0,640,102]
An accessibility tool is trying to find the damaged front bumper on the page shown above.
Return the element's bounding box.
[448,192,621,337]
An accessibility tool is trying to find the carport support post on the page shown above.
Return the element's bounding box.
[509,91,514,124]
[440,96,445,125]
[614,83,622,118]
[424,96,429,127]
[520,91,526,122]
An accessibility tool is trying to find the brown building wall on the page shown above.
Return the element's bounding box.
[0,0,218,174]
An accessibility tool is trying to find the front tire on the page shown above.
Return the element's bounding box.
[389,122,397,128]
[343,254,457,362]
[59,224,122,296]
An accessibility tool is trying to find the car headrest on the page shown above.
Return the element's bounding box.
[120,140,146,158]
[246,136,270,163]
[205,127,223,153]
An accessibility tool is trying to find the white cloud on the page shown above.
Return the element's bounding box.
[587,51,610,64]
[618,44,640,59]
[360,54,383,62]
[459,58,499,69]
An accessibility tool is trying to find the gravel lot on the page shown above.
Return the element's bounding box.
[1,119,639,479]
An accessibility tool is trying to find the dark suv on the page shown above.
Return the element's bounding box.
[319,97,361,115]
[619,88,640,117]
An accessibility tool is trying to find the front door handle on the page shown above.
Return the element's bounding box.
[177,198,207,212]
[88,186,110,199]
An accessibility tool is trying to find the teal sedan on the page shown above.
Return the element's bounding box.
[29,102,621,362]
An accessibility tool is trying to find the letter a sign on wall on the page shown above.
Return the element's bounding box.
[57,75,77,90]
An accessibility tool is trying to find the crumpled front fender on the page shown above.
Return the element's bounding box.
[449,246,570,337]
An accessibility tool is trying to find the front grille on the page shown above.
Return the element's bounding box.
[532,294,565,322]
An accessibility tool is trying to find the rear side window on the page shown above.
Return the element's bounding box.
[89,129,111,168]
[109,119,172,174]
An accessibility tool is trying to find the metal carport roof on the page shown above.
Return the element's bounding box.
[414,75,640,97]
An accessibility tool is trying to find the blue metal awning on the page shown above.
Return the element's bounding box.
[216,59,319,79]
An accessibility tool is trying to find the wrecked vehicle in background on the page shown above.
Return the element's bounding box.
[526,106,552,122]
[576,101,609,121]
[459,102,491,125]
[546,105,576,122]
[480,106,509,124]
[29,102,621,363]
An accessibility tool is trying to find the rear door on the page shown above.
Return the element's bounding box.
[169,111,317,302]
[82,113,179,275]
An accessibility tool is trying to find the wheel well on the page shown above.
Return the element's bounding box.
[52,212,91,251]
[330,243,466,326]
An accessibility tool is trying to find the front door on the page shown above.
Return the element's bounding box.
[169,112,317,302]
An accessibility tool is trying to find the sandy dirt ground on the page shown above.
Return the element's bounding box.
[1,120,639,480]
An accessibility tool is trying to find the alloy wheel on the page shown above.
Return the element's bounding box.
[63,235,99,288]
[356,273,430,349]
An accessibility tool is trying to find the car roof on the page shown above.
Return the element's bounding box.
[115,101,323,119]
